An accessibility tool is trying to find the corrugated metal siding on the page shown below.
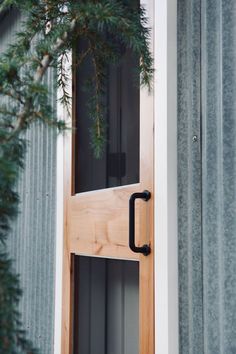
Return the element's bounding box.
[178,0,203,352]
[0,10,57,354]
[178,0,236,352]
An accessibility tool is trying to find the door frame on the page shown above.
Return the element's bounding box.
[54,0,179,353]
[154,0,179,353]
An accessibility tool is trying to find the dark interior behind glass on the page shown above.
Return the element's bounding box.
[74,37,140,194]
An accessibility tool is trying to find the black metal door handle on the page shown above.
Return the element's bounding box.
[129,190,151,256]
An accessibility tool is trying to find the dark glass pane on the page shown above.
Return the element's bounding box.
[73,256,139,354]
[74,42,140,193]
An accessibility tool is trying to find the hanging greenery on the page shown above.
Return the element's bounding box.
[0,0,153,352]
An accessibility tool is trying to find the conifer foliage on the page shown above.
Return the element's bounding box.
[0,0,153,352]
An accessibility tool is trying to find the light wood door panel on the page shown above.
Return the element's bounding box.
[67,185,150,259]
[61,1,154,352]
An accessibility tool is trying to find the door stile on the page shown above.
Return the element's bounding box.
[61,109,73,353]
[139,76,154,353]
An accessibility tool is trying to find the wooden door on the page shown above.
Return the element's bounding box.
[61,1,154,353]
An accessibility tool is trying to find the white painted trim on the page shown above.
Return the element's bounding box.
[54,53,72,354]
[53,132,64,354]
[154,1,179,354]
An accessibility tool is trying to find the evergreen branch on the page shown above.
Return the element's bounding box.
[75,46,92,66]
[57,52,71,115]
[0,2,153,352]
[0,0,15,14]
[34,18,76,83]
[4,102,31,141]
[90,45,102,139]
[87,37,107,158]
[1,1,153,145]
[2,18,77,143]
[0,87,24,104]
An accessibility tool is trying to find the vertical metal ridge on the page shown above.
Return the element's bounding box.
[201,0,225,352]
[216,3,224,353]
[178,0,203,353]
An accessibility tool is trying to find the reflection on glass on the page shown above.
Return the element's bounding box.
[74,41,140,193]
[73,256,139,354]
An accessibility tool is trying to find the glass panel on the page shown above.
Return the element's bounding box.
[73,256,139,354]
[74,42,140,193]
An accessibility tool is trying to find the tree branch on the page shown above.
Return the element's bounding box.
[0,0,13,16]
[2,18,77,143]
